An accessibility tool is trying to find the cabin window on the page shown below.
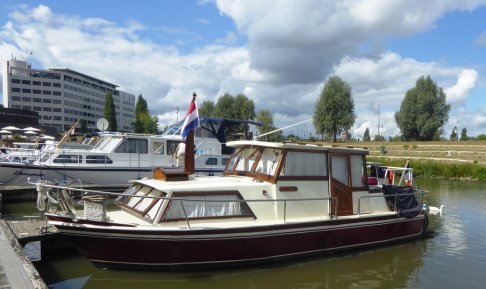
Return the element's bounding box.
[167,140,182,155]
[115,138,148,154]
[222,158,229,166]
[281,151,327,177]
[86,155,113,164]
[116,185,165,219]
[226,147,259,172]
[205,157,218,165]
[163,192,254,221]
[351,155,365,187]
[53,154,81,164]
[254,148,281,176]
[153,141,165,155]
[331,156,348,184]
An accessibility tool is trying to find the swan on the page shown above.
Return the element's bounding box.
[428,205,444,215]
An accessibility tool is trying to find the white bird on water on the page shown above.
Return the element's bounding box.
[428,205,444,215]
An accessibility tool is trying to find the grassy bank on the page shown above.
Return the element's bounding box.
[368,157,486,181]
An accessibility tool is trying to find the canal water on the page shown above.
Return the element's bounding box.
[2,178,486,289]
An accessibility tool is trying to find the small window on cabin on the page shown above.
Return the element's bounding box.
[162,192,254,221]
[153,142,165,155]
[205,157,217,165]
[116,185,165,219]
[351,155,365,187]
[254,148,281,176]
[281,151,327,177]
[115,138,148,154]
[225,147,258,173]
[53,154,81,164]
[86,155,113,164]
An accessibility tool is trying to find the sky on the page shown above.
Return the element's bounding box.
[1,0,486,139]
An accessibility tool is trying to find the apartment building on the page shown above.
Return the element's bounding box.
[2,58,135,133]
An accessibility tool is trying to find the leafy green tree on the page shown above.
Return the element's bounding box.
[450,126,458,141]
[476,134,486,141]
[213,92,256,137]
[460,128,468,141]
[255,110,283,142]
[313,76,356,142]
[363,128,371,141]
[374,135,386,141]
[132,94,160,134]
[104,91,117,131]
[199,100,215,117]
[395,76,450,141]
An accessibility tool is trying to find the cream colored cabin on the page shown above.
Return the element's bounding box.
[111,141,392,227]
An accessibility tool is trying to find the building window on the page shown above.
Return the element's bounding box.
[42,82,51,86]
[53,116,62,120]
[22,80,31,85]
[22,97,32,102]
[43,99,52,103]
[11,105,21,109]
[12,96,21,101]
[53,108,62,112]
[53,99,62,104]
[43,107,52,111]
[33,98,42,103]
[11,79,20,84]
[22,88,31,93]
[43,90,51,95]
[22,106,32,110]
[33,81,41,85]
[33,89,41,94]
[52,91,62,96]
[33,106,42,111]
[11,87,20,92]
[52,83,61,87]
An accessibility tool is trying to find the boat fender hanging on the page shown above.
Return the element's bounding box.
[387,170,394,185]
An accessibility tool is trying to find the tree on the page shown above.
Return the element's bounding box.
[313,76,356,142]
[213,92,256,138]
[450,126,458,141]
[395,76,450,141]
[132,94,159,134]
[199,100,215,117]
[460,128,468,141]
[104,91,117,131]
[363,128,371,141]
[255,110,283,142]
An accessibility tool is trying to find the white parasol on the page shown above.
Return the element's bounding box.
[2,126,20,131]
[22,126,41,131]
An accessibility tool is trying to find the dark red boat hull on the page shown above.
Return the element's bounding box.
[47,214,426,270]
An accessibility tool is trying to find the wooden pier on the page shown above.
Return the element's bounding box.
[0,218,56,289]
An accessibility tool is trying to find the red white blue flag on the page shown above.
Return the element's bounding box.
[181,97,200,139]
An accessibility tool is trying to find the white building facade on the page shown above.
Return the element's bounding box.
[2,58,135,133]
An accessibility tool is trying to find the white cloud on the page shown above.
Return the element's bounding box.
[474,31,486,46]
[445,69,479,105]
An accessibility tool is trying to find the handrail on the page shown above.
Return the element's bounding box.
[357,190,426,216]
[37,182,337,226]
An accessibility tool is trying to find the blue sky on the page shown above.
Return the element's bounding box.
[1,0,486,138]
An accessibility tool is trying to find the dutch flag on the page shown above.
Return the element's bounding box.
[181,95,200,139]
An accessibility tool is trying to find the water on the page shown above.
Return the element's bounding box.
[3,178,486,289]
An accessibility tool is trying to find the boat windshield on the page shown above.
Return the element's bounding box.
[225,146,283,177]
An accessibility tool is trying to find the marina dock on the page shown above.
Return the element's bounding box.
[0,218,57,289]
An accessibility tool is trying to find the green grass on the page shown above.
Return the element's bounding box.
[369,157,486,181]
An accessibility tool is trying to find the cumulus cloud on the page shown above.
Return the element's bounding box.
[473,31,486,46]
[445,69,479,105]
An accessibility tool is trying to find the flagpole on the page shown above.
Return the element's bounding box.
[56,120,79,149]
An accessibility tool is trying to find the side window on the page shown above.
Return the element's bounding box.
[86,155,113,164]
[281,151,327,177]
[205,158,218,165]
[163,192,254,221]
[115,138,148,154]
[53,154,81,163]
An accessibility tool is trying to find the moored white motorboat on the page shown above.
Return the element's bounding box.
[0,117,260,191]
[37,136,429,270]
